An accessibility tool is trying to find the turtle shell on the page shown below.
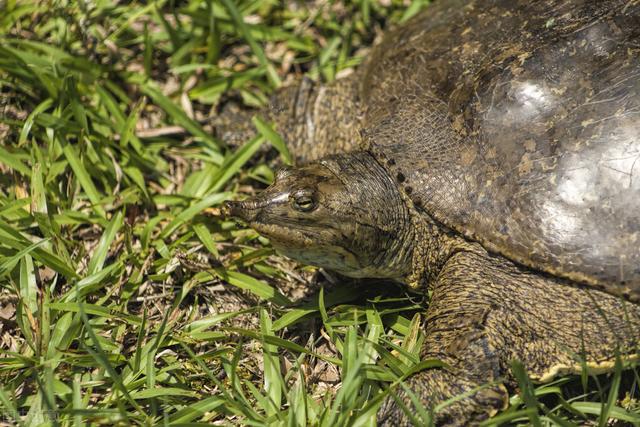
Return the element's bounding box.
[361,0,640,301]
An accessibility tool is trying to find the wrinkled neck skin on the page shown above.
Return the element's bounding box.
[318,152,416,280]
[404,209,475,292]
[316,152,470,289]
[225,150,466,288]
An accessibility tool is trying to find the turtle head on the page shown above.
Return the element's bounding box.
[223,152,415,280]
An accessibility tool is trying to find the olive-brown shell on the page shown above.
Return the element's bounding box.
[361,0,640,300]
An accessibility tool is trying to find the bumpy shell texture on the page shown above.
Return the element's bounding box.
[361,0,640,300]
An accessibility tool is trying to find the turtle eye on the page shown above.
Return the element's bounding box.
[292,191,317,212]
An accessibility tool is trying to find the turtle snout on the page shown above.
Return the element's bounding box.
[222,200,259,222]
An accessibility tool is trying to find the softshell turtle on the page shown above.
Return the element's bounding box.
[222,0,640,424]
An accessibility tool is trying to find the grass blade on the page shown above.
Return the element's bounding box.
[260,308,282,417]
[219,0,281,87]
[87,211,124,275]
[598,354,623,427]
[211,269,291,306]
[61,140,106,218]
[511,360,542,427]
[252,115,292,165]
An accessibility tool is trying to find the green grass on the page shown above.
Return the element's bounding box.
[0,0,638,426]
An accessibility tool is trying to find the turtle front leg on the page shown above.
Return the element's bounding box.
[378,252,510,426]
[379,250,640,426]
[378,340,509,426]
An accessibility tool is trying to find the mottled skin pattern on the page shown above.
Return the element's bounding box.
[222,0,640,425]
[380,247,640,426]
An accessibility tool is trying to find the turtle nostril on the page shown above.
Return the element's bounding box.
[221,200,246,218]
[222,201,240,218]
[222,200,259,222]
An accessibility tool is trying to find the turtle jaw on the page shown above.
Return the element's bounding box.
[223,201,370,278]
[223,195,307,248]
[223,188,326,255]
[223,190,358,272]
[223,191,290,223]
[222,200,258,222]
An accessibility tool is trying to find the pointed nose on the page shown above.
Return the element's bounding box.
[222,200,258,222]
